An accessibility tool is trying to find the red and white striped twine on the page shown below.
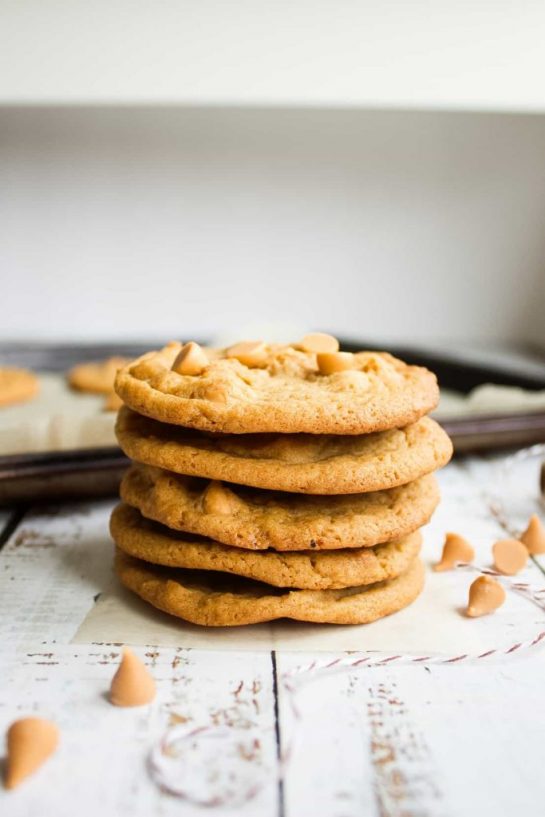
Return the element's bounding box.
[282,561,545,691]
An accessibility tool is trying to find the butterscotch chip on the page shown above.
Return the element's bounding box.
[0,367,39,407]
[226,341,267,367]
[111,503,423,590]
[466,575,506,617]
[4,718,59,789]
[171,342,208,376]
[202,480,243,515]
[114,340,439,434]
[520,514,545,555]
[317,352,355,375]
[433,532,475,572]
[492,538,528,575]
[116,409,452,495]
[120,464,440,551]
[115,550,425,626]
[68,357,129,394]
[110,648,156,707]
[296,333,340,354]
[201,382,229,402]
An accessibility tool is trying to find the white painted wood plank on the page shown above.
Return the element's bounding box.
[0,644,279,817]
[0,500,280,816]
[276,454,545,817]
[2,452,545,816]
[0,500,115,650]
[276,655,545,817]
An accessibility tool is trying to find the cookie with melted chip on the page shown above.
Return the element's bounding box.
[116,407,451,494]
[120,464,439,551]
[114,338,439,434]
[111,503,422,590]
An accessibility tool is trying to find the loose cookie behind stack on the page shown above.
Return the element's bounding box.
[111,334,452,627]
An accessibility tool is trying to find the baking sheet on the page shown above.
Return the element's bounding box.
[0,373,116,455]
[2,374,545,457]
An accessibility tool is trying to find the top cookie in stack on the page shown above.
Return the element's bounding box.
[111,334,452,627]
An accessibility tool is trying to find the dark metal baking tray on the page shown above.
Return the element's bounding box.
[1,340,544,504]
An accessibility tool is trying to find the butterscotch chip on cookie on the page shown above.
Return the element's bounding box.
[68,356,130,395]
[120,464,439,551]
[0,368,39,408]
[116,408,452,494]
[114,340,439,434]
[115,550,425,626]
[111,503,422,590]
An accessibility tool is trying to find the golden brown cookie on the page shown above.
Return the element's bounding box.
[116,408,452,494]
[115,550,425,626]
[120,464,439,551]
[0,367,39,407]
[104,391,124,412]
[68,357,130,395]
[111,503,422,590]
[114,340,439,434]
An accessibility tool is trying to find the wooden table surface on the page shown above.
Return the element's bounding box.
[1,451,545,817]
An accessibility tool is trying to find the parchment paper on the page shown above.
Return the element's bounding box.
[0,374,116,455]
[73,565,544,654]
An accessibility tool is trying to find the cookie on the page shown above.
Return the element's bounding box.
[116,408,452,495]
[111,503,422,590]
[120,464,439,551]
[115,550,425,626]
[114,339,439,434]
[104,391,124,412]
[68,357,130,395]
[0,368,39,407]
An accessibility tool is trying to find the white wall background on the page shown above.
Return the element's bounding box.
[2,106,545,346]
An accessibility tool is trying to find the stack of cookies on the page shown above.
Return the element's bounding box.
[111,335,452,627]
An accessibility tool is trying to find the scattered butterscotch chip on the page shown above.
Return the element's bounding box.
[296,333,340,354]
[4,717,59,790]
[226,341,267,368]
[433,532,475,572]
[103,391,123,412]
[172,342,208,376]
[492,538,528,575]
[520,514,545,555]
[202,480,241,515]
[110,648,156,707]
[466,575,506,617]
[317,352,355,375]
